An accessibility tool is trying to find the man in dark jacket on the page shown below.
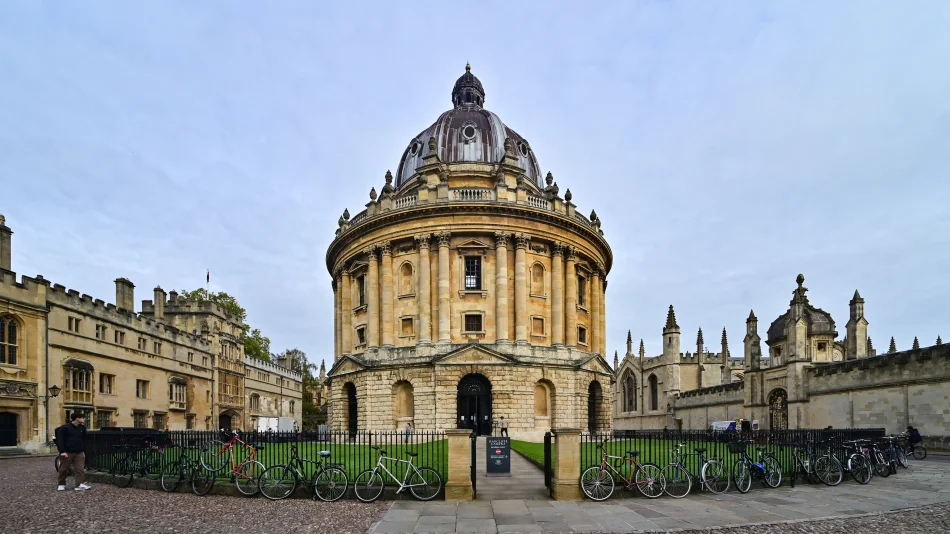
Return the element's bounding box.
[56,412,91,491]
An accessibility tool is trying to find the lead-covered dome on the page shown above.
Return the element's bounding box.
[396,64,543,188]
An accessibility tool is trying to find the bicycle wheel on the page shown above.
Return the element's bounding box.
[580,466,614,501]
[259,465,297,501]
[55,455,62,473]
[762,456,782,488]
[235,460,265,496]
[112,458,134,488]
[912,445,927,460]
[634,463,665,499]
[849,454,871,485]
[142,448,164,480]
[354,469,385,502]
[701,459,730,494]
[160,462,183,492]
[314,466,349,502]
[896,447,908,469]
[732,461,752,493]
[408,467,442,501]
[200,441,229,471]
[872,452,890,478]
[191,465,215,496]
[815,456,843,486]
[661,464,691,498]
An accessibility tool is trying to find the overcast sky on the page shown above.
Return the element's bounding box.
[2,2,948,369]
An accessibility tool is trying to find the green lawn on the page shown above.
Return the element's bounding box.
[510,440,551,468]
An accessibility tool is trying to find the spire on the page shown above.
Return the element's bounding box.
[614,350,619,370]
[626,330,633,355]
[696,328,704,347]
[888,337,897,353]
[721,327,729,357]
[319,360,326,379]
[912,336,920,350]
[747,309,757,322]
[867,336,873,352]
[938,336,943,346]
[665,305,678,329]
[852,289,862,301]
[627,330,632,344]
[639,339,645,360]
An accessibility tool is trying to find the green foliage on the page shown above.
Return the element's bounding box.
[244,328,271,361]
[178,288,246,321]
[179,288,268,361]
[274,348,327,431]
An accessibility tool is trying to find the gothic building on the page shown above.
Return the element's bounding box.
[325,65,614,439]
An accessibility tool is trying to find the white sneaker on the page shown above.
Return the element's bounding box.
[75,483,92,491]
[57,485,66,491]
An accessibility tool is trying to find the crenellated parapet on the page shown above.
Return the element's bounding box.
[245,355,303,381]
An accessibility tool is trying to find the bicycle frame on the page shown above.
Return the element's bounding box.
[370,454,426,492]
[594,448,647,486]
[212,433,258,479]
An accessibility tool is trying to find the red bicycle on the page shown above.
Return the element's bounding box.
[200,430,265,496]
[580,442,666,500]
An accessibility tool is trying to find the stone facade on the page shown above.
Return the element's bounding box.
[0,215,302,452]
[613,274,950,450]
[325,66,614,440]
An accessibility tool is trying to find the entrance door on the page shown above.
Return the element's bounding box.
[218,413,232,431]
[0,412,16,446]
[345,383,358,438]
[457,374,492,435]
[768,389,789,430]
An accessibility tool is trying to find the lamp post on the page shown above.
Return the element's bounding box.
[42,384,61,405]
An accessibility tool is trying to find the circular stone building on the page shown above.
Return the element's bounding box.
[325,65,613,439]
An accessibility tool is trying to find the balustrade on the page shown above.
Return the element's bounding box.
[451,188,494,201]
[393,195,417,209]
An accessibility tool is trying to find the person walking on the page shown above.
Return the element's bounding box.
[500,416,508,437]
[405,422,413,443]
[56,412,91,491]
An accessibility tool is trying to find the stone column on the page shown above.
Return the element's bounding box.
[551,243,564,346]
[514,233,529,344]
[437,232,452,344]
[416,234,432,345]
[600,274,608,356]
[564,247,577,347]
[366,246,380,349]
[494,232,510,343]
[333,272,341,359]
[341,270,352,356]
[444,428,474,500]
[380,243,394,348]
[587,268,600,354]
[551,428,583,501]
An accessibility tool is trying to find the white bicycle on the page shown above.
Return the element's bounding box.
[353,446,442,502]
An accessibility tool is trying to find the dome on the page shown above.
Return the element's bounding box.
[395,64,543,189]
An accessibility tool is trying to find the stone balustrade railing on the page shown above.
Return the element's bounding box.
[527,195,550,210]
[451,188,494,201]
[393,195,417,209]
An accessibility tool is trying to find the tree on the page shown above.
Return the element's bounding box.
[179,288,269,361]
[275,348,326,430]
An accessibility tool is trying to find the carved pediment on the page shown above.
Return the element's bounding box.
[456,238,491,256]
[433,345,519,365]
[578,354,614,375]
[327,356,365,377]
[348,262,369,275]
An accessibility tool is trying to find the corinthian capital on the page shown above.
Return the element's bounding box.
[514,233,530,250]
[494,232,510,249]
[436,231,452,247]
[566,246,578,261]
[414,233,432,250]
[551,241,564,257]
[362,244,379,258]
[379,242,392,256]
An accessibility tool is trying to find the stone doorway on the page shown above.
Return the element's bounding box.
[218,412,233,431]
[768,388,788,430]
[345,383,358,438]
[457,374,492,436]
[0,412,16,446]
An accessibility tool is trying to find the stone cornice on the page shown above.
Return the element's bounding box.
[328,203,612,273]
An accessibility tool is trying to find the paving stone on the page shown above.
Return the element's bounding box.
[456,518,498,533]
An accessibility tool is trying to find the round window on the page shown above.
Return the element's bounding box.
[462,125,477,140]
[518,141,529,157]
[409,142,419,155]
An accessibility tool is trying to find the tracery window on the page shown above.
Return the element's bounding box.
[0,315,18,365]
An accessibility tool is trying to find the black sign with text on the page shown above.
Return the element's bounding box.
[486,436,511,474]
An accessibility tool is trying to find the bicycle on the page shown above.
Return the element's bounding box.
[788,439,842,487]
[887,435,908,469]
[877,437,900,475]
[258,445,348,502]
[661,443,730,498]
[839,440,872,485]
[857,439,891,478]
[200,430,266,496]
[579,442,665,500]
[353,446,442,502]
[111,444,149,488]
[159,442,215,496]
[906,439,928,460]
[730,440,781,493]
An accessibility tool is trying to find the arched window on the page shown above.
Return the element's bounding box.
[768,389,789,430]
[623,373,637,412]
[393,381,414,428]
[648,374,658,411]
[0,315,18,365]
[530,263,544,296]
[399,262,414,296]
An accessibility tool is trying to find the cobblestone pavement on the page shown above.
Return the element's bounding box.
[369,456,950,533]
[1,457,387,534]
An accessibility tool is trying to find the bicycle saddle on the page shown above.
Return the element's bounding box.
[694,448,707,454]
[250,443,265,450]
[375,448,388,455]
[318,451,331,457]
[406,451,418,457]
[626,451,640,458]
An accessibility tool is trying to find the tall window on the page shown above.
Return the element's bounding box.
[464,256,482,290]
[290,401,296,415]
[624,374,637,412]
[357,275,366,306]
[153,413,165,430]
[95,324,107,340]
[169,382,186,409]
[114,330,125,345]
[578,276,588,307]
[186,414,195,430]
[0,315,18,365]
[250,393,261,411]
[99,374,115,395]
[96,410,112,429]
[649,374,659,411]
[578,326,588,345]
[136,380,149,399]
[356,326,366,346]
[68,317,81,333]
[133,412,147,428]
[64,366,92,403]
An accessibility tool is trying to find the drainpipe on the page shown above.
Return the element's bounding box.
[44,308,50,450]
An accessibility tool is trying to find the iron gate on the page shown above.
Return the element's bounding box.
[543,431,553,498]
[470,432,477,499]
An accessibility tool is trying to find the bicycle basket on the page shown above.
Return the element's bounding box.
[726,441,747,454]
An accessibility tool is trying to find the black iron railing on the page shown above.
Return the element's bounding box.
[84,428,447,479]
[543,431,553,494]
[580,428,886,482]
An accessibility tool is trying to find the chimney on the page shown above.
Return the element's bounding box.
[0,214,12,271]
[153,286,166,320]
[168,290,179,305]
[115,278,135,311]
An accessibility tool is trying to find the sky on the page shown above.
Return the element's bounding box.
[1,1,949,368]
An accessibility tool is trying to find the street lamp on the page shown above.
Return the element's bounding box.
[42,384,61,405]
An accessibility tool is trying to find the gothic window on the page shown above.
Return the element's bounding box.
[623,373,637,412]
[464,256,482,290]
[768,389,789,430]
[0,315,18,365]
[399,262,414,296]
[648,374,658,411]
